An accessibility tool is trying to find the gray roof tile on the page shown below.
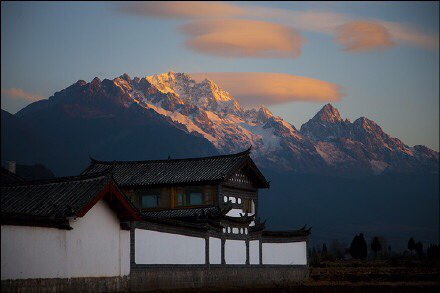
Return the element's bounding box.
[82,148,269,188]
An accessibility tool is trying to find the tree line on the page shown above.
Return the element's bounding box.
[309,233,440,264]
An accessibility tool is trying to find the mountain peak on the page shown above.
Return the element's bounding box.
[91,77,101,84]
[258,105,273,117]
[316,103,343,123]
[74,80,87,87]
[354,116,375,126]
[120,73,132,82]
[353,117,380,133]
[257,105,274,122]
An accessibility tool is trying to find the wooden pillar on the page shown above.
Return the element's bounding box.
[259,240,263,265]
[246,239,250,265]
[205,236,209,265]
[221,237,226,265]
[170,187,175,208]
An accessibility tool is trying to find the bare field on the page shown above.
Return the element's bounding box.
[155,260,440,292]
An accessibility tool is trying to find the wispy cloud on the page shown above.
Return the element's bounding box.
[117,2,439,53]
[117,1,245,19]
[1,88,44,114]
[180,19,305,58]
[1,88,44,101]
[191,72,343,107]
[379,21,439,50]
[251,7,439,51]
[335,20,395,52]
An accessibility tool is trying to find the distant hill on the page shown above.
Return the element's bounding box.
[15,163,55,180]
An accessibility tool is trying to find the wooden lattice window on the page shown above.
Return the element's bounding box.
[175,186,214,207]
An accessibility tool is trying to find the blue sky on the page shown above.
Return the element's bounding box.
[1,1,439,150]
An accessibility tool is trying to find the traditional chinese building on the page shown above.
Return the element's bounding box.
[1,148,310,291]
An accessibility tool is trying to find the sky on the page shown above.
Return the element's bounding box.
[1,1,439,150]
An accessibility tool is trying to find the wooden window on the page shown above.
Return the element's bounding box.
[203,186,214,205]
[188,191,202,205]
[176,187,185,207]
[174,186,214,208]
[141,194,159,208]
[139,188,169,209]
[243,198,253,213]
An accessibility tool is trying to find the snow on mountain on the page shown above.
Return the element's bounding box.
[22,72,437,175]
[145,71,242,115]
[113,71,307,167]
[300,104,437,174]
[112,73,438,174]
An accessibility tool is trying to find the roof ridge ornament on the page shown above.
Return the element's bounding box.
[89,155,97,163]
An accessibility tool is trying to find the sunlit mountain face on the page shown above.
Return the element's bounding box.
[11,71,438,177]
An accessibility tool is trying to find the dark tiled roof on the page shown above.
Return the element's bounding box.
[142,206,219,219]
[1,167,25,184]
[1,172,111,219]
[1,172,141,223]
[81,148,269,188]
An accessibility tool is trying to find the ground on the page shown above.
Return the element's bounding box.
[151,259,440,292]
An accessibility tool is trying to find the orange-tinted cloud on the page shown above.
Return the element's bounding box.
[1,88,43,101]
[116,2,439,52]
[249,7,439,51]
[118,1,245,19]
[380,21,439,50]
[335,20,395,52]
[180,19,305,58]
[1,88,44,114]
[191,72,342,107]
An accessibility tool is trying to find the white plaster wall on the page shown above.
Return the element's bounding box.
[1,225,68,280]
[249,240,260,264]
[67,201,126,277]
[209,237,221,264]
[120,230,131,276]
[226,208,244,217]
[225,205,254,217]
[225,240,246,264]
[1,200,130,280]
[262,241,307,265]
[135,229,205,264]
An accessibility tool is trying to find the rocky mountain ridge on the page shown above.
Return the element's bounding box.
[15,71,438,175]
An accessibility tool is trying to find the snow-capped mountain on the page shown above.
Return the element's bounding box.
[111,72,326,172]
[14,72,438,175]
[301,104,439,174]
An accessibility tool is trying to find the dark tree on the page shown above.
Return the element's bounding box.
[322,243,328,254]
[415,241,423,259]
[408,237,416,255]
[359,233,368,259]
[371,236,382,259]
[350,234,360,259]
[350,233,367,260]
[310,247,320,266]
